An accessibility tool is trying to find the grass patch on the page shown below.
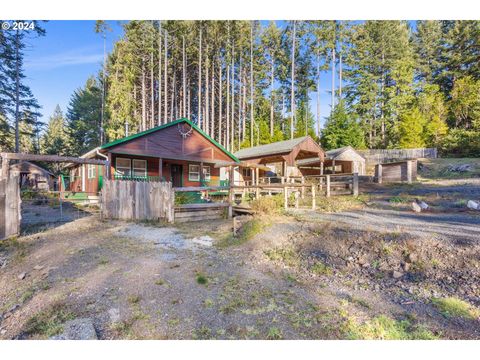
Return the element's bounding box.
[154,279,165,286]
[23,302,75,338]
[196,273,208,285]
[431,297,480,320]
[310,261,333,276]
[344,314,438,340]
[127,294,141,304]
[264,246,300,267]
[315,195,367,213]
[266,327,283,340]
[217,218,268,248]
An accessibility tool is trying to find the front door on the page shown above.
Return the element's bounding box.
[171,164,183,187]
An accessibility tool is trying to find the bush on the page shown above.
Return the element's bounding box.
[250,194,284,214]
[439,129,480,157]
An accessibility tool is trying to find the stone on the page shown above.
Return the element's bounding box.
[407,253,418,263]
[411,202,422,213]
[0,329,6,335]
[418,201,429,210]
[33,265,44,271]
[51,318,97,340]
[346,256,354,262]
[403,262,411,272]
[448,164,472,172]
[17,272,26,280]
[467,200,479,210]
[392,270,404,279]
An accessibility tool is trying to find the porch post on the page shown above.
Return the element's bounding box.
[332,159,336,174]
[320,161,324,175]
[107,153,112,180]
[159,158,163,180]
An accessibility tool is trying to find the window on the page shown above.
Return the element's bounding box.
[242,168,252,177]
[115,158,131,176]
[87,164,96,179]
[188,164,200,181]
[202,166,211,181]
[133,159,147,177]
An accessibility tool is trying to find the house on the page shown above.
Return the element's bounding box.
[64,118,239,193]
[9,161,56,191]
[233,136,325,184]
[297,146,366,176]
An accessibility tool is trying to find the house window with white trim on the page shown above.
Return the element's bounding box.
[133,159,147,177]
[188,164,200,181]
[202,166,211,181]
[115,158,131,176]
[87,164,96,179]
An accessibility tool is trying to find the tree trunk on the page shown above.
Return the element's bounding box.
[141,62,146,131]
[158,22,162,125]
[231,46,235,152]
[316,49,321,137]
[205,45,210,134]
[331,46,336,113]
[226,63,230,150]
[290,21,296,140]
[211,61,215,138]
[270,57,274,137]
[150,51,154,128]
[218,62,223,145]
[242,69,247,143]
[14,30,20,153]
[164,30,168,123]
[183,35,187,118]
[198,28,202,128]
[250,23,255,146]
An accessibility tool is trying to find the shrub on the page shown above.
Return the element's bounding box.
[250,194,284,214]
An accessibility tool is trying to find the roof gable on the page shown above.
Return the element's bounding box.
[234,136,316,159]
[101,118,238,162]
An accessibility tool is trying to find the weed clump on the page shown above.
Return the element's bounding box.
[431,297,480,320]
[23,302,75,338]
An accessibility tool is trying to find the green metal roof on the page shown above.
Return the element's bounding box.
[100,118,239,162]
[234,136,311,159]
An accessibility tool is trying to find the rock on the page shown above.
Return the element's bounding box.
[411,202,422,213]
[407,253,418,263]
[51,318,97,340]
[403,262,411,272]
[346,256,354,262]
[418,201,429,210]
[467,200,480,210]
[448,163,472,172]
[33,265,44,271]
[108,308,120,323]
[374,284,381,291]
[0,329,6,335]
[392,270,404,279]
[17,272,26,280]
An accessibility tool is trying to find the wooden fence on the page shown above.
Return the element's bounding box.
[101,179,174,222]
[358,148,437,165]
[0,174,21,240]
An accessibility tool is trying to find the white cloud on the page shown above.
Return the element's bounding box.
[25,48,103,70]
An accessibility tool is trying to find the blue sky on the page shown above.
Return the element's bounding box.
[23,20,408,131]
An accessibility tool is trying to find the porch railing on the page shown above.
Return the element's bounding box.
[113,175,166,182]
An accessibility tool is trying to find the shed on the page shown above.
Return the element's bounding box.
[297,146,366,175]
[375,160,417,184]
[233,136,325,184]
[9,161,56,191]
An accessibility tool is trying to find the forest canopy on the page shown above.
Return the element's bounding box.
[1,20,480,158]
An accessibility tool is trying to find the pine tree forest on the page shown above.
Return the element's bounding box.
[2,20,480,159]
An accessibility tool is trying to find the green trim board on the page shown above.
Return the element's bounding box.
[100,118,239,163]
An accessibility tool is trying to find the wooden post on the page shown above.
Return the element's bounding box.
[294,191,299,209]
[311,184,316,210]
[159,158,163,180]
[376,164,383,184]
[353,172,359,196]
[406,160,412,184]
[255,167,260,199]
[1,158,10,179]
[284,186,288,210]
[332,159,336,174]
[320,161,324,175]
[107,153,112,180]
[233,216,237,236]
[301,176,305,199]
[326,175,331,197]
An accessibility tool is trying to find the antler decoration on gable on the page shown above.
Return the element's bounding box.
[178,123,193,139]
